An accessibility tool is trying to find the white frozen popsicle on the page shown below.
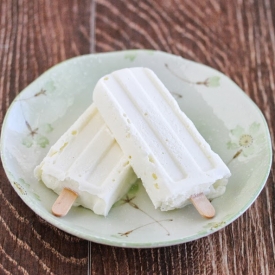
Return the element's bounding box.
[34,104,137,216]
[93,67,231,216]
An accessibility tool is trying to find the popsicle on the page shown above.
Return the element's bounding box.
[34,104,137,216]
[93,67,231,217]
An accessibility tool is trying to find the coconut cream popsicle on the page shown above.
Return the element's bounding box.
[93,67,231,216]
[34,104,137,216]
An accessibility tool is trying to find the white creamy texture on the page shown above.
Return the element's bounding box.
[93,68,231,211]
[34,104,137,216]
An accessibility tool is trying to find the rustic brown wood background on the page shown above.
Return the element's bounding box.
[0,0,274,274]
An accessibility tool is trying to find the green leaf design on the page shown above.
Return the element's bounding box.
[206,76,220,87]
[227,141,239,150]
[125,53,137,62]
[33,193,41,201]
[36,136,49,148]
[230,125,245,137]
[113,199,125,208]
[145,49,155,55]
[22,136,33,148]
[249,122,260,135]
[41,123,54,133]
[44,80,56,94]
[127,182,139,196]
[18,178,30,187]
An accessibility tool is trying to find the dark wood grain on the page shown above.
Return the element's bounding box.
[1,0,275,274]
[0,1,92,274]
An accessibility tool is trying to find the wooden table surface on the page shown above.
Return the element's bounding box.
[1,0,275,274]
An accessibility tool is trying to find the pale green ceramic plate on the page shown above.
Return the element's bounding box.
[0,50,272,248]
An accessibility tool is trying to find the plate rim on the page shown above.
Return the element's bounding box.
[0,49,272,248]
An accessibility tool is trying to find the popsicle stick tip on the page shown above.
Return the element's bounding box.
[52,188,78,217]
[190,193,215,219]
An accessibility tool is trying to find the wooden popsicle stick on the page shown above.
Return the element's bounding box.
[190,193,215,219]
[52,188,78,217]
